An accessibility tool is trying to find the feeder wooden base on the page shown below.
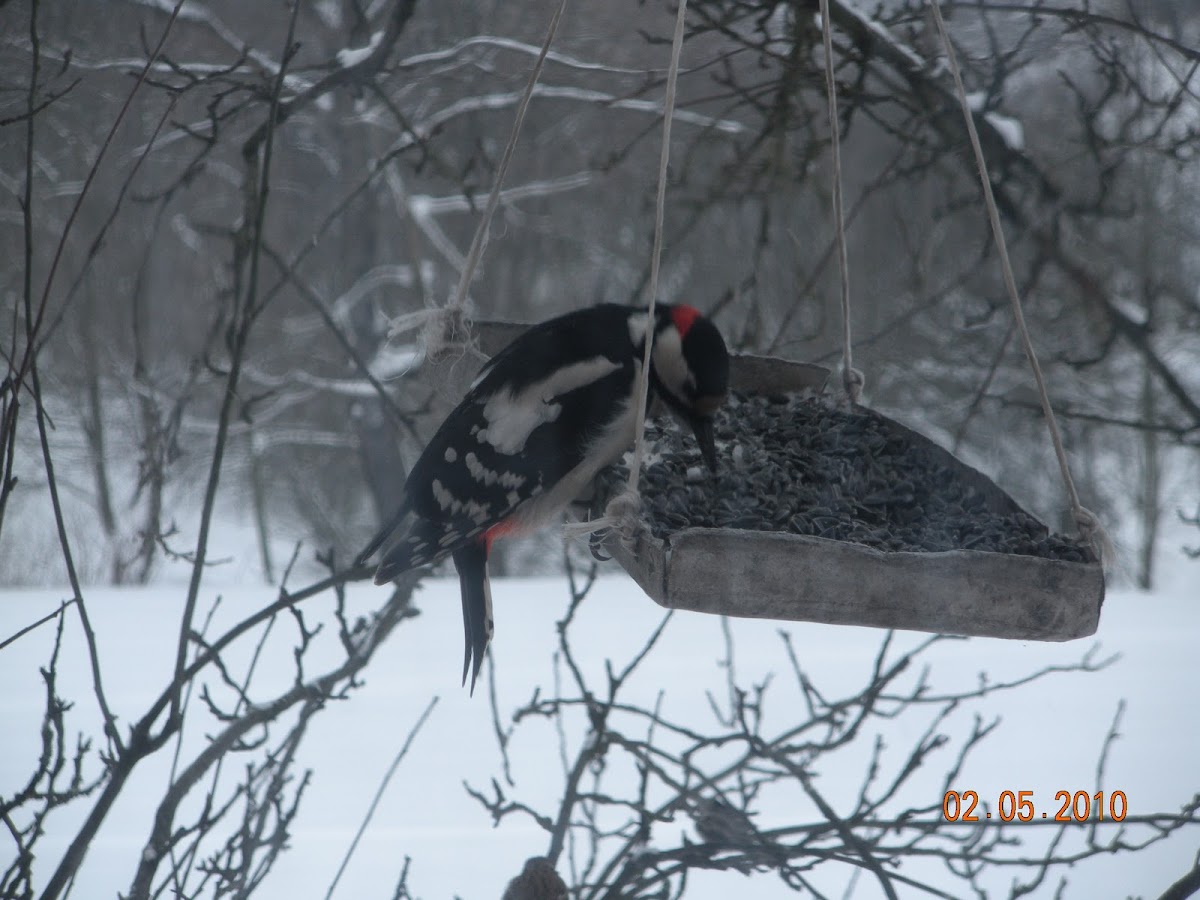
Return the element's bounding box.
[605,526,1104,641]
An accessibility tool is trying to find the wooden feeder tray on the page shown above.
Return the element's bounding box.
[595,355,1105,642]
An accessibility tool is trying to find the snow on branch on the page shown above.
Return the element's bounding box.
[409,83,746,139]
[337,31,386,69]
[122,0,304,82]
[827,0,1044,186]
[397,35,651,76]
[407,170,593,217]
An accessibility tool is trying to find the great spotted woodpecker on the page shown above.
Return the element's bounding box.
[358,303,729,692]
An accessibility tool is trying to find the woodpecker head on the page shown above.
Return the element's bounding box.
[650,304,730,472]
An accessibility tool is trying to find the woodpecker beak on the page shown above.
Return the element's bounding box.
[690,414,719,473]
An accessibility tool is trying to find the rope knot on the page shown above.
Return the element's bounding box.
[562,487,645,551]
[425,305,473,363]
[386,306,474,365]
[1073,505,1114,571]
[842,365,864,405]
[604,488,644,544]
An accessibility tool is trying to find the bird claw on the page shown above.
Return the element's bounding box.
[589,533,612,562]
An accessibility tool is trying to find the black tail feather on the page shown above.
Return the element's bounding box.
[453,541,493,695]
[355,499,411,568]
[372,551,408,586]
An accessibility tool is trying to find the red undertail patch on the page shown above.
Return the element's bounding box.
[484,519,520,553]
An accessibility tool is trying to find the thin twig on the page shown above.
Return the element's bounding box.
[36,94,179,354]
[487,641,516,787]
[767,147,905,356]
[448,0,568,314]
[259,241,415,435]
[22,0,124,761]
[324,697,439,900]
[170,2,302,730]
[165,595,226,898]
[17,0,187,380]
[950,320,1016,454]
[0,600,71,654]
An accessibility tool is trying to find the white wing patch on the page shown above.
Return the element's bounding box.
[506,396,638,533]
[480,356,621,454]
[464,452,525,489]
[432,478,492,524]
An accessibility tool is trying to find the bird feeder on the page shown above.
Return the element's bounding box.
[600,355,1103,642]
[471,322,1104,642]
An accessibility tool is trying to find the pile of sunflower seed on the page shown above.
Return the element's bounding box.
[598,393,1095,563]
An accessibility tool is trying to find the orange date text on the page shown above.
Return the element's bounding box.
[942,790,1127,823]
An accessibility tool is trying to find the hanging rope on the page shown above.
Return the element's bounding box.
[390,0,569,361]
[927,0,1110,564]
[628,0,688,497]
[817,0,863,405]
[565,0,689,545]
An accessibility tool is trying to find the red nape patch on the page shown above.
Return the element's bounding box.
[484,519,521,553]
[670,304,701,338]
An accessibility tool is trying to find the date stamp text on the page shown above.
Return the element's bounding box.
[943,790,1128,822]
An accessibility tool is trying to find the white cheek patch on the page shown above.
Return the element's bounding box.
[627,313,649,347]
[652,326,691,404]
[481,356,620,454]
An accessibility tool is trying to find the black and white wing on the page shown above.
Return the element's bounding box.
[373,304,641,580]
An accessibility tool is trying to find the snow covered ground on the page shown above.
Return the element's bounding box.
[1,537,1197,899]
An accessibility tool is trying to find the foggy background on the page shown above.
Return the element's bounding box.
[4,0,1197,588]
